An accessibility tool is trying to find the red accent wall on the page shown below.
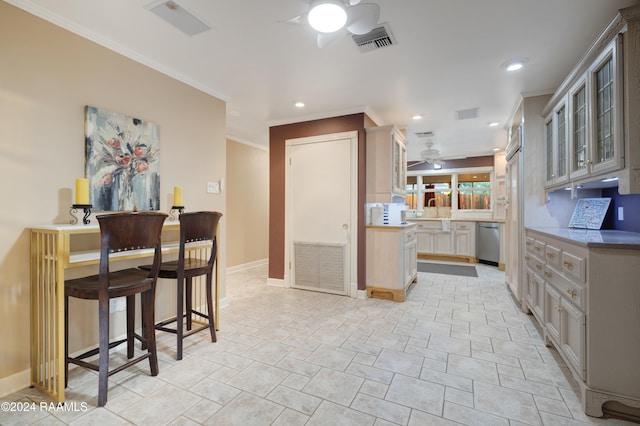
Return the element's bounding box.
[269,114,371,290]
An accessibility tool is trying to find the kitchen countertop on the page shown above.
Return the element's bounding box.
[408,218,505,223]
[527,227,640,250]
[367,223,417,230]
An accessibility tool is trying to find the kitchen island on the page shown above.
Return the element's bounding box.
[366,223,417,302]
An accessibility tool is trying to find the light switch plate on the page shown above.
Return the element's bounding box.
[207,181,220,194]
[618,206,624,221]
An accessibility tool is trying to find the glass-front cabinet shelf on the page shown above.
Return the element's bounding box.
[543,28,630,192]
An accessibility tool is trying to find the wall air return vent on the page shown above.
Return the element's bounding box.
[352,23,396,53]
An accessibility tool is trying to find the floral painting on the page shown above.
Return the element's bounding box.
[85,105,160,211]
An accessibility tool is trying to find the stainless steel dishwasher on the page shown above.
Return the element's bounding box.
[476,222,500,266]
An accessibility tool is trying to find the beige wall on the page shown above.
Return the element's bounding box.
[0,3,226,395]
[225,139,269,268]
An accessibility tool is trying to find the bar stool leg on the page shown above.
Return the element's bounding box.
[206,272,217,342]
[176,276,184,361]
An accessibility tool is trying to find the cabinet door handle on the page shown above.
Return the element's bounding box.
[544,271,552,278]
[563,260,573,270]
[546,252,554,258]
[566,289,577,298]
[555,305,563,312]
[534,246,541,251]
[525,255,530,261]
[535,264,542,270]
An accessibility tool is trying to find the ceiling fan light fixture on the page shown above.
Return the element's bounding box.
[308,1,348,33]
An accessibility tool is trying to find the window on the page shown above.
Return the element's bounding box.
[457,173,491,210]
[422,175,451,208]
[406,176,418,209]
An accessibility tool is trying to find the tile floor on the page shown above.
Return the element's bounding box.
[1,263,635,425]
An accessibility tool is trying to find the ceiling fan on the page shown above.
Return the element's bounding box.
[409,139,468,169]
[285,0,381,48]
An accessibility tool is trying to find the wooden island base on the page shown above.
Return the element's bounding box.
[367,276,418,302]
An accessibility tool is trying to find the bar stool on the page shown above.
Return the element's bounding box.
[64,211,167,407]
[140,211,222,360]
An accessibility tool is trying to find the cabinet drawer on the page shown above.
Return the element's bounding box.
[455,222,473,231]
[561,251,586,283]
[533,240,546,257]
[544,265,585,311]
[526,253,545,276]
[525,236,535,252]
[544,244,562,269]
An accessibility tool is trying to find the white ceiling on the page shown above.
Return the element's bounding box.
[7,0,640,160]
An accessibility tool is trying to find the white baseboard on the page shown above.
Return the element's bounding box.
[267,278,285,288]
[0,368,30,398]
[226,258,268,275]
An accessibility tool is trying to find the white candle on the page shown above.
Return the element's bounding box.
[75,178,89,205]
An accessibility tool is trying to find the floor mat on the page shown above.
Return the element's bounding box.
[417,262,478,277]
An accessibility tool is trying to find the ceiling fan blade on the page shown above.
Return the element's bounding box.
[316,31,341,48]
[346,3,380,35]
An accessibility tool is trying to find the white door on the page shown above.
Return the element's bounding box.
[286,132,357,296]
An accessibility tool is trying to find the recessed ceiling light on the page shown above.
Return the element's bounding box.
[412,114,423,120]
[492,147,500,152]
[601,177,618,182]
[294,101,305,108]
[488,122,499,127]
[503,58,527,72]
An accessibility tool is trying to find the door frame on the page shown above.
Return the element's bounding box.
[284,131,359,297]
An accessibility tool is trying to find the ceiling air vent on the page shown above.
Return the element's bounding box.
[352,23,396,53]
[415,131,434,138]
[146,0,211,36]
[456,108,479,120]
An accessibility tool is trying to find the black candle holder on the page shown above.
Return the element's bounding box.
[169,205,184,221]
[70,204,93,225]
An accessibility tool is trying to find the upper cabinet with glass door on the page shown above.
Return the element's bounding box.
[366,124,407,203]
[544,95,569,188]
[542,5,640,194]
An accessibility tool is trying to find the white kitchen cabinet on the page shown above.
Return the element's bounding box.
[493,151,507,220]
[366,125,407,202]
[366,224,417,302]
[453,222,475,257]
[541,6,640,193]
[411,220,477,261]
[526,227,640,417]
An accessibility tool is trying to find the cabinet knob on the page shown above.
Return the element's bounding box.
[555,305,563,312]
[544,271,552,278]
[566,288,577,298]
[563,260,573,270]
[546,252,554,258]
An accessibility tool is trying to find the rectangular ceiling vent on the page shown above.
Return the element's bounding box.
[352,23,396,53]
[456,108,479,120]
[415,131,434,138]
[146,0,211,36]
